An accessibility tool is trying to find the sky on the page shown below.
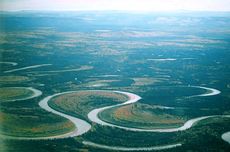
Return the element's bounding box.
[0,0,230,11]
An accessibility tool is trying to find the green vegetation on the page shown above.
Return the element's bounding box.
[0,88,75,137]
[0,76,30,84]
[0,87,34,102]
[99,103,186,129]
[0,111,75,137]
[83,125,179,147]
[1,11,230,151]
[131,77,166,86]
[49,91,128,121]
[82,117,230,151]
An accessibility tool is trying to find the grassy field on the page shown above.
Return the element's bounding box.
[99,103,186,129]
[0,76,30,84]
[1,11,230,151]
[131,77,166,86]
[49,91,128,121]
[0,111,75,137]
[0,88,75,137]
[82,117,230,151]
[0,87,34,102]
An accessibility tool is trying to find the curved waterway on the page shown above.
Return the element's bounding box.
[0,61,18,66]
[83,141,182,151]
[2,91,91,140]
[190,86,221,97]
[88,86,224,132]
[38,91,91,138]
[27,87,43,99]
[147,58,177,61]
[222,132,230,144]
[1,87,42,102]
[3,86,229,151]
[4,64,52,73]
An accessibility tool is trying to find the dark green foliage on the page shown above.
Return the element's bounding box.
[1,11,230,151]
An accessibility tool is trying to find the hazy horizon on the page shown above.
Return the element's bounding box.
[1,0,230,12]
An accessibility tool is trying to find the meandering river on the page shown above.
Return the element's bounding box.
[4,64,52,73]
[38,91,91,138]
[222,132,230,144]
[1,87,42,102]
[3,85,229,150]
[87,87,225,133]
